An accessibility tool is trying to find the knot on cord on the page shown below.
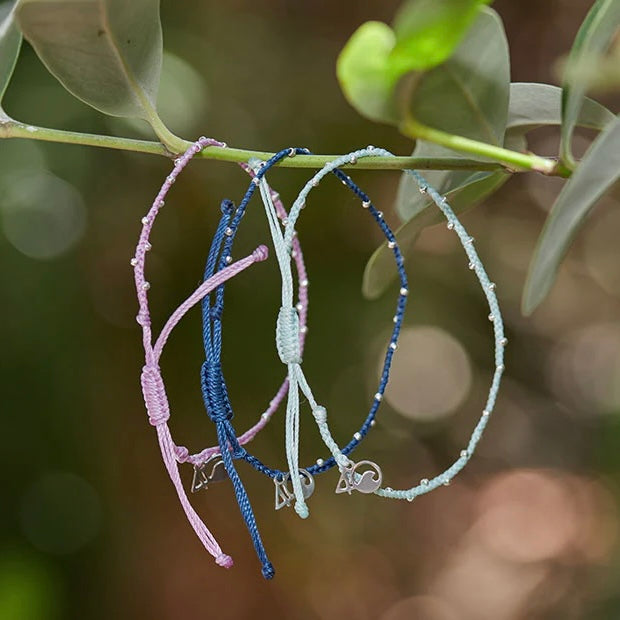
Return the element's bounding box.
[141,365,170,426]
[252,244,269,263]
[201,360,231,423]
[276,306,302,364]
[216,553,234,569]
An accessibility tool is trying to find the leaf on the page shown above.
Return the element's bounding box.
[390,0,492,72]
[507,82,615,134]
[523,115,620,315]
[362,128,525,300]
[0,1,22,118]
[336,21,400,124]
[15,0,162,120]
[407,7,510,144]
[336,5,507,134]
[560,0,620,165]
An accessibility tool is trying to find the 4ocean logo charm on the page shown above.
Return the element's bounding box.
[335,460,383,495]
[274,469,315,510]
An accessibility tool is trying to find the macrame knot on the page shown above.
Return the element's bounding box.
[252,244,269,263]
[201,360,231,423]
[215,553,234,569]
[141,365,170,426]
[276,306,302,364]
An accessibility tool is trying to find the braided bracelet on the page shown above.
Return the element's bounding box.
[281,147,506,504]
[197,148,398,525]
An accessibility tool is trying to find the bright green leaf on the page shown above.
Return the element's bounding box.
[15,0,163,121]
[0,2,22,118]
[390,0,492,72]
[508,82,615,133]
[560,0,620,166]
[336,21,399,124]
[407,7,510,144]
[523,115,620,315]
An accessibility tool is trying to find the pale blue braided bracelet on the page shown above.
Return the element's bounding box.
[278,147,506,505]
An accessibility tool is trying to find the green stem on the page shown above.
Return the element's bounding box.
[402,117,560,175]
[0,117,571,176]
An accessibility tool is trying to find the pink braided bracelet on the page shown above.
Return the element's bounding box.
[132,137,309,569]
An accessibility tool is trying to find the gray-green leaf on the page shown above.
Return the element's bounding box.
[523,115,620,315]
[15,0,162,120]
[363,130,524,300]
[560,0,620,166]
[0,1,22,118]
[508,82,614,134]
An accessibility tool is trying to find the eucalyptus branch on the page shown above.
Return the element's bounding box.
[0,117,571,176]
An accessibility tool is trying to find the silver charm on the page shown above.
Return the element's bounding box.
[191,456,227,493]
[335,460,382,495]
[274,469,315,510]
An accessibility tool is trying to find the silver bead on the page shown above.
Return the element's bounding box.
[370,420,376,427]
[142,282,150,291]
[488,313,495,321]
[497,364,505,372]
[443,480,451,486]
[130,257,138,267]
[167,175,175,183]
[389,342,398,351]
[468,262,475,270]
[261,412,269,420]
[145,242,152,251]
[362,200,371,209]
[447,222,454,230]
[291,250,297,258]
[300,279,309,287]
[376,211,383,219]
[300,325,308,334]
[387,241,396,249]
[374,392,383,401]
[349,155,357,165]
[488,282,496,291]
[420,478,429,486]
[252,177,260,186]
[467,236,475,244]
[407,496,414,502]
[288,148,296,157]
[316,458,324,466]
[353,432,362,441]
[367,145,376,151]
[500,337,508,346]
[460,450,468,458]
[393,315,398,323]
[224,227,233,237]
[225,256,233,265]
[158,200,165,208]
[296,302,303,312]
[271,192,280,201]
[141,216,149,225]
[311,179,319,187]
[400,287,409,296]
[419,186,427,194]
[482,409,490,417]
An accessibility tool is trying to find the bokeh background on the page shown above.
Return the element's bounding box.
[1,1,620,618]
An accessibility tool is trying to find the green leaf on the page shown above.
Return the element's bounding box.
[336,21,400,124]
[15,0,162,121]
[508,82,615,134]
[0,1,22,118]
[523,115,620,315]
[560,0,620,166]
[390,0,492,72]
[407,7,510,144]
